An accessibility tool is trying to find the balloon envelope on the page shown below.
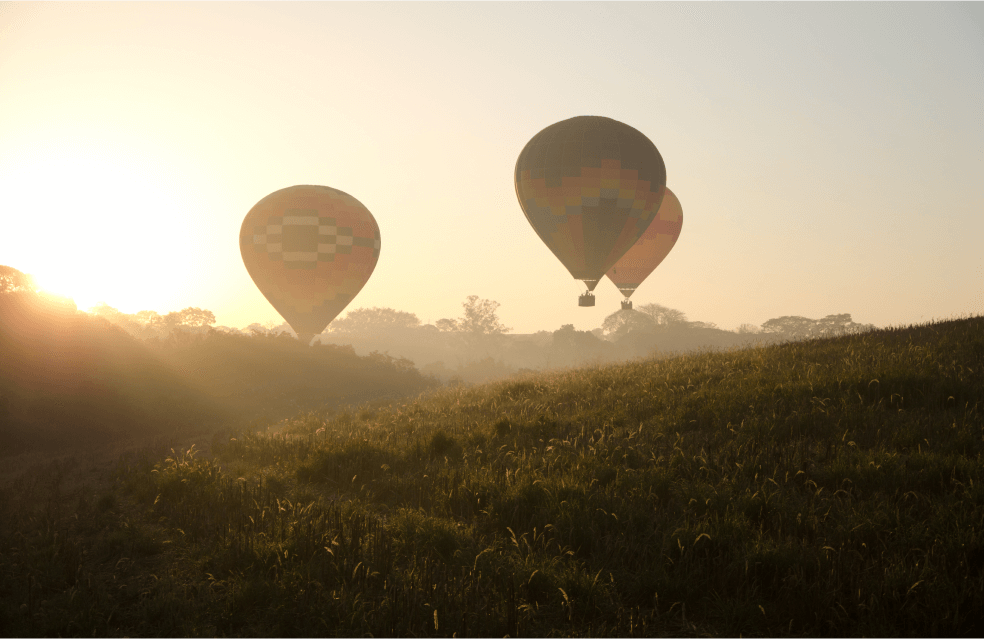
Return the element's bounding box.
[240,185,380,339]
[514,116,666,291]
[606,186,683,298]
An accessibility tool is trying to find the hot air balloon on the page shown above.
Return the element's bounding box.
[240,185,380,345]
[514,116,666,306]
[606,186,683,310]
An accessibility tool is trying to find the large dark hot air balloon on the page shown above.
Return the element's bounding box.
[240,185,380,344]
[514,116,666,306]
[606,186,682,310]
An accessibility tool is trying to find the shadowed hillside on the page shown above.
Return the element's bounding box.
[0,284,222,453]
[0,267,438,455]
[1,314,981,636]
[150,330,438,424]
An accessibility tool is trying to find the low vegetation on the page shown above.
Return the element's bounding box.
[1,315,982,636]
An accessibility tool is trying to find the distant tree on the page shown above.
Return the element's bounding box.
[815,313,875,336]
[89,303,124,321]
[0,265,36,294]
[687,321,719,330]
[434,318,459,332]
[268,322,295,337]
[550,324,614,365]
[600,309,657,339]
[736,323,760,334]
[329,307,422,335]
[244,322,271,336]
[440,295,510,336]
[636,302,688,327]
[761,314,874,341]
[0,267,78,325]
[134,310,163,327]
[760,316,817,340]
[551,324,577,347]
[175,307,216,328]
[241,322,292,339]
[152,307,216,336]
[86,304,159,338]
[90,303,129,325]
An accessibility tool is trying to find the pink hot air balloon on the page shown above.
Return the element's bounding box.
[605,186,682,308]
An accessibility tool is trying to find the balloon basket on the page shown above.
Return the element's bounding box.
[578,292,596,307]
[621,300,633,311]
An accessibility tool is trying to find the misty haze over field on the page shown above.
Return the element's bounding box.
[86,285,877,385]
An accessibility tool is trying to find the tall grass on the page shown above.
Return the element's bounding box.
[1,316,982,636]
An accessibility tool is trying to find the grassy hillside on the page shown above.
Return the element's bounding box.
[1,316,982,636]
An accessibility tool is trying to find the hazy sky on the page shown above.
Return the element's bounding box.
[2,2,981,334]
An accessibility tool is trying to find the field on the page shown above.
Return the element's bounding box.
[1,316,982,636]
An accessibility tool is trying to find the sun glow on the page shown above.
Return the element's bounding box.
[32,270,101,314]
[2,141,197,315]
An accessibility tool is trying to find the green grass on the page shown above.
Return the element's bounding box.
[2,316,983,636]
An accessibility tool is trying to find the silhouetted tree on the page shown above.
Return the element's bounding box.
[0,265,35,294]
[176,307,216,328]
[600,309,658,339]
[89,303,147,337]
[687,320,719,329]
[0,266,76,334]
[815,313,875,336]
[151,307,216,337]
[760,316,816,340]
[636,302,688,327]
[134,310,162,325]
[550,324,614,366]
[761,314,874,341]
[87,305,215,339]
[434,318,459,332]
[439,296,510,336]
[329,307,421,335]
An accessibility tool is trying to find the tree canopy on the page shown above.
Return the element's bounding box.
[161,307,216,330]
[438,296,510,335]
[0,265,38,295]
[761,314,875,340]
[550,324,614,366]
[329,307,422,335]
[635,302,687,326]
[88,305,215,338]
[601,309,658,339]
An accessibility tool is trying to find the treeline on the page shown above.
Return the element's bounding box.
[0,266,437,455]
[313,298,877,383]
[78,277,875,387]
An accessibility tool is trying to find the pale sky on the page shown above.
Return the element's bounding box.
[2,2,981,334]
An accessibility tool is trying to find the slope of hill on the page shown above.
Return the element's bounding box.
[0,290,225,453]
[0,288,438,455]
[1,316,981,636]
